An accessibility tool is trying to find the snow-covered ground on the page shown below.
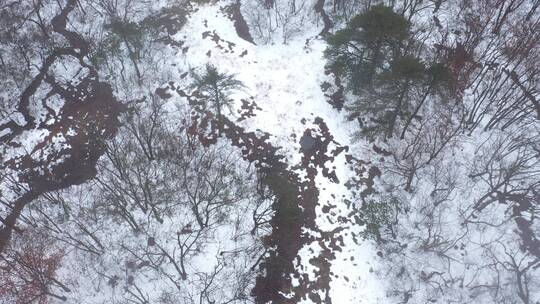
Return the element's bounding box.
[3,1,538,303]
[175,5,386,302]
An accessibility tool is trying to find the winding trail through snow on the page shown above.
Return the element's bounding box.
[174,6,386,303]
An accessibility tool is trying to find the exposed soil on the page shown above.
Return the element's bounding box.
[515,216,540,258]
[142,6,189,48]
[0,0,123,253]
[314,0,333,36]
[472,187,540,260]
[143,6,188,36]
[322,65,345,111]
[222,2,256,45]
[202,30,237,53]
[177,85,366,303]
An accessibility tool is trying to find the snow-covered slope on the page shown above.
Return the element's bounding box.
[3,1,538,303]
[176,5,386,302]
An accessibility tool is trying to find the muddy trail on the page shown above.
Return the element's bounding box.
[0,0,123,253]
[187,108,336,303]
[168,84,378,303]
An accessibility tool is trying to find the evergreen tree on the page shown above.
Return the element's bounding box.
[325,5,451,140]
[191,64,245,117]
[326,5,410,91]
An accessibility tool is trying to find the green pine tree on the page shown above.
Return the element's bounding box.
[325,5,452,140]
[191,64,245,117]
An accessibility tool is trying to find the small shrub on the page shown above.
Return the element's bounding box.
[360,196,400,241]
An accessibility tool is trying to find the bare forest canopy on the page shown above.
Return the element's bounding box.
[0,0,539,304]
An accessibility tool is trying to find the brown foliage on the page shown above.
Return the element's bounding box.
[0,230,65,304]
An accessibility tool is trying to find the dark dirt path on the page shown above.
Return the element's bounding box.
[171,83,363,303]
[0,0,123,253]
